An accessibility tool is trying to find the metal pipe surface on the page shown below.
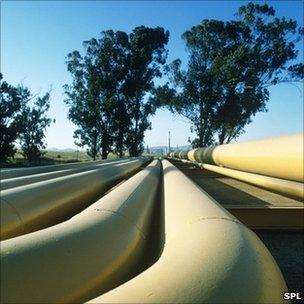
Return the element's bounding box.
[0,158,149,240]
[186,133,303,182]
[0,158,120,180]
[88,160,288,303]
[1,159,129,190]
[201,163,304,200]
[0,160,161,303]
[173,151,181,158]
[179,151,188,159]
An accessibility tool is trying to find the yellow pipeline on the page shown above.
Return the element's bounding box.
[1,158,129,190]
[88,160,288,303]
[202,163,304,200]
[179,151,188,159]
[0,158,149,240]
[0,158,118,180]
[0,160,161,303]
[186,133,303,182]
[187,148,197,161]
[173,151,181,158]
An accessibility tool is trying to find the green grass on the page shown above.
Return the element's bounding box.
[43,150,93,162]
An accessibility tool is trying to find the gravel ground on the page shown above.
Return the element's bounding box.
[254,230,304,303]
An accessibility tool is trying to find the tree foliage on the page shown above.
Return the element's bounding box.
[123,26,169,156]
[64,26,169,158]
[213,2,303,143]
[152,2,303,147]
[64,31,125,159]
[0,73,53,163]
[0,74,23,162]
[18,89,52,163]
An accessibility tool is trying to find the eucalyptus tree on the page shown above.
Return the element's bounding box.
[153,3,303,147]
[64,30,129,159]
[105,26,169,157]
[65,26,169,158]
[1,74,52,163]
[18,89,53,163]
[212,3,304,144]
[122,26,169,156]
[0,74,23,163]
[151,20,224,147]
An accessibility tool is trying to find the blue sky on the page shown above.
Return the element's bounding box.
[1,0,303,149]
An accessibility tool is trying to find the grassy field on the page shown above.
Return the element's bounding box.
[43,150,93,163]
[1,150,118,168]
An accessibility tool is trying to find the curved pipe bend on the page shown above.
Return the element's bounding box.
[88,160,288,304]
[1,157,149,240]
[0,160,161,304]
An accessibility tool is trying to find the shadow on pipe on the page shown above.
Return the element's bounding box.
[0,159,111,180]
[185,133,304,182]
[0,159,131,191]
[0,160,162,303]
[87,160,288,303]
[138,160,166,269]
[0,158,150,240]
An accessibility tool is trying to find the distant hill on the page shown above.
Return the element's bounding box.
[47,145,191,155]
[47,148,86,153]
[146,145,191,154]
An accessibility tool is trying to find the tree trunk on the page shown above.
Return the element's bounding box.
[118,129,124,158]
[130,102,140,157]
[100,126,109,159]
[218,127,226,145]
[199,98,204,147]
[101,148,107,159]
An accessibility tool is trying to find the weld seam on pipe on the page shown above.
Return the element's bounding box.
[94,208,147,240]
[88,159,288,304]
[1,209,149,304]
[0,158,149,240]
[1,160,160,304]
[93,169,154,241]
[1,198,25,232]
[190,216,243,226]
